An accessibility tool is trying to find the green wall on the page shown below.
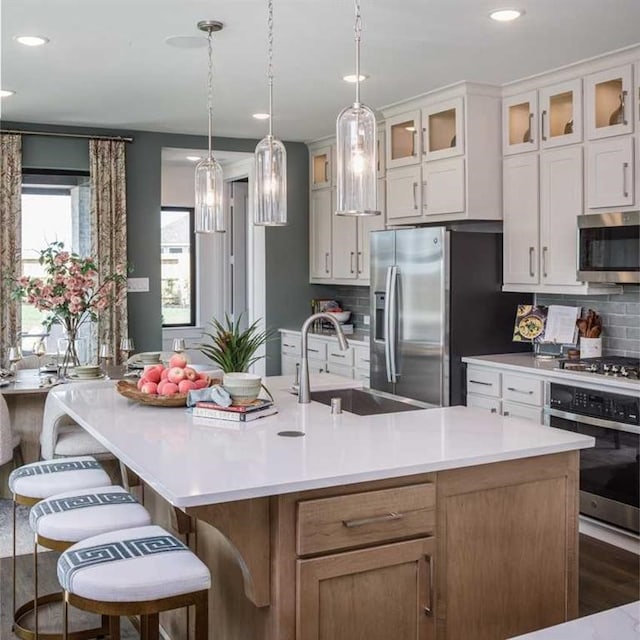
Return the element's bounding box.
[6,121,328,374]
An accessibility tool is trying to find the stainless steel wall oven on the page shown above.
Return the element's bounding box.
[545,382,639,534]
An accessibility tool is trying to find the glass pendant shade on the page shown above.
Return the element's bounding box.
[255,135,287,226]
[195,156,225,233]
[336,102,379,216]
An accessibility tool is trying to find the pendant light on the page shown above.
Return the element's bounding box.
[254,0,287,226]
[335,0,379,217]
[195,20,225,233]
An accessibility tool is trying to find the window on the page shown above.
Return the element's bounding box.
[20,171,90,351]
[161,207,195,326]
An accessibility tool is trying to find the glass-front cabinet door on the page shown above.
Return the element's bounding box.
[503,90,538,155]
[310,145,332,190]
[585,64,634,140]
[421,97,464,161]
[539,79,582,148]
[385,111,421,168]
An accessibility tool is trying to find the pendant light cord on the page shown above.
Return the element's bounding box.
[207,30,214,159]
[354,0,362,105]
[267,0,274,138]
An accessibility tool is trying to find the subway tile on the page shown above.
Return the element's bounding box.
[602,337,640,353]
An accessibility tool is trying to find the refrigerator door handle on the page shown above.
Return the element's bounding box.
[384,266,393,383]
[388,265,399,383]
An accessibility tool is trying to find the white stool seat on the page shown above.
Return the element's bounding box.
[29,485,151,543]
[53,424,112,458]
[8,456,111,500]
[58,525,211,603]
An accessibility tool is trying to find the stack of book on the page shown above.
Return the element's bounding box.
[192,398,277,423]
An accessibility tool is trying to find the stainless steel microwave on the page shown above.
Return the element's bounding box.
[577,211,640,283]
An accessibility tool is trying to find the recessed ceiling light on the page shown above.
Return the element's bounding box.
[252,113,270,120]
[15,35,49,46]
[186,156,201,162]
[343,74,368,83]
[0,89,15,98]
[489,9,524,22]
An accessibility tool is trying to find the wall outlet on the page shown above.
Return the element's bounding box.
[363,314,370,326]
[127,277,150,292]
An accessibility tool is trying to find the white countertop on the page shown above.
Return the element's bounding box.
[463,353,640,394]
[510,602,640,639]
[47,373,593,508]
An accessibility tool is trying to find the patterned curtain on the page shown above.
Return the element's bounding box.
[0,134,22,359]
[89,139,128,363]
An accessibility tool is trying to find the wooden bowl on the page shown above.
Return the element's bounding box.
[115,378,221,408]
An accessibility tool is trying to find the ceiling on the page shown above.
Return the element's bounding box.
[2,0,640,142]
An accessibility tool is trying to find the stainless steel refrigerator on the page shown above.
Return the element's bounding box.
[370,227,529,406]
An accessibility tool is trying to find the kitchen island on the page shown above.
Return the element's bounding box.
[47,374,594,640]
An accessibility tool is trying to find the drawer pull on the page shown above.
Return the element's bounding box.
[308,348,320,353]
[490,408,497,414]
[330,353,346,358]
[342,511,404,528]
[506,387,534,395]
[469,379,492,386]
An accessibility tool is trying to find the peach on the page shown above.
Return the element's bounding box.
[197,372,209,380]
[178,380,196,394]
[159,382,179,396]
[184,367,198,382]
[169,353,188,369]
[167,367,187,384]
[144,367,161,384]
[141,382,158,395]
[193,379,209,390]
[161,368,169,380]
[137,377,149,391]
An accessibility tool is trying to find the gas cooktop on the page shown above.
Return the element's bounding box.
[558,356,640,380]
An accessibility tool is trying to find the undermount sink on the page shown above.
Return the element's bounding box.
[310,388,435,416]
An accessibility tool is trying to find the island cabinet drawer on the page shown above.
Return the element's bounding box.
[466,394,501,414]
[281,334,301,356]
[296,483,435,556]
[327,346,355,367]
[502,373,543,406]
[353,345,371,370]
[306,337,327,361]
[466,366,500,397]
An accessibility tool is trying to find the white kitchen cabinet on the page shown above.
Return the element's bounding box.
[310,145,333,190]
[421,97,464,161]
[539,145,583,286]
[386,165,422,222]
[356,179,386,283]
[309,188,333,279]
[422,157,465,216]
[503,90,538,154]
[585,64,634,140]
[332,214,358,280]
[586,136,635,209]
[501,402,543,423]
[385,111,421,169]
[503,154,540,286]
[539,79,583,149]
[502,373,544,407]
[466,394,501,415]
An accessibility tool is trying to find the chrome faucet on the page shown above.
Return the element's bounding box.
[298,312,349,403]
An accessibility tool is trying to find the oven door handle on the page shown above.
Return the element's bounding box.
[545,407,640,435]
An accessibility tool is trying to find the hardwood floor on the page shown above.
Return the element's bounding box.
[0,534,637,639]
[579,534,640,617]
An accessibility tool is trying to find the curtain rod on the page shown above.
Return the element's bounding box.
[0,129,134,143]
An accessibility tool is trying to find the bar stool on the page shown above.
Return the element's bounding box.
[57,525,211,640]
[8,456,111,640]
[26,485,152,639]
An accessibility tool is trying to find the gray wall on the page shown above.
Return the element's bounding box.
[8,120,326,374]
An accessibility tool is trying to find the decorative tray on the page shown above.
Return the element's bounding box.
[116,378,220,408]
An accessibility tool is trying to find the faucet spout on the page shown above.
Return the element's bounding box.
[298,312,349,404]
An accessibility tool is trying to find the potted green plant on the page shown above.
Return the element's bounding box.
[199,314,274,373]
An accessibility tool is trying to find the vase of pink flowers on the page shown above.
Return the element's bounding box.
[12,242,126,377]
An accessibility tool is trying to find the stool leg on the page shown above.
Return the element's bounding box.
[33,536,39,640]
[194,593,208,640]
[140,614,148,640]
[12,500,17,617]
[108,615,121,640]
[62,592,68,640]
[146,614,159,640]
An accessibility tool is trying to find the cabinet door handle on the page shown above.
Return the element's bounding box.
[469,379,492,386]
[623,162,629,198]
[350,251,355,274]
[412,182,418,210]
[620,90,628,126]
[412,128,418,157]
[325,252,330,274]
[423,553,434,616]
[490,408,497,414]
[422,181,427,209]
[324,160,330,182]
[541,109,547,141]
[421,127,427,156]
[542,246,548,278]
[507,387,534,395]
[342,511,404,528]
[528,112,535,143]
[529,246,535,277]
[357,251,363,274]
[503,411,510,416]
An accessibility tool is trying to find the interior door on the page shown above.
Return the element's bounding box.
[226,180,248,327]
[394,228,444,405]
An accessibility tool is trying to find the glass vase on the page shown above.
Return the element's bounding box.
[57,332,87,377]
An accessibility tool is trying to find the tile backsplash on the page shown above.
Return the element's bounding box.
[536,285,640,358]
[328,285,370,334]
